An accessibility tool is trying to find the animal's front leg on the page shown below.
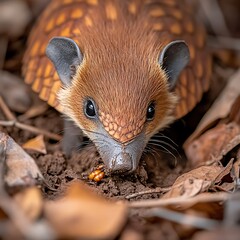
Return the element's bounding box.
[62,119,83,157]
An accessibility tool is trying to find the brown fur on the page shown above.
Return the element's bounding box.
[58,1,178,142]
[23,0,211,144]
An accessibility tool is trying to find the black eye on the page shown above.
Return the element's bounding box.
[85,99,97,118]
[146,102,155,121]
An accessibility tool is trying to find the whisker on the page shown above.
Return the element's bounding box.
[151,133,178,147]
[148,139,179,152]
[145,145,162,159]
[143,147,159,163]
[148,142,177,161]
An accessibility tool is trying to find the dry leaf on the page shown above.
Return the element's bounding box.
[14,187,43,221]
[162,162,233,199]
[18,103,48,121]
[44,181,128,240]
[185,123,240,167]
[22,135,47,154]
[185,69,240,146]
[0,131,43,187]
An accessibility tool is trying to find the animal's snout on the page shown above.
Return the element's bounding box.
[110,152,133,173]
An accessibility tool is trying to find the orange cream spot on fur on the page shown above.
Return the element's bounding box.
[128,2,137,15]
[39,87,50,101]
[87,0,98,5]
[152,23,164,31]
[56,12,66,26]
[45,18,55,32]
[28,59,36,71]
[105,2,117,20]
[32,78,41,93]
[188,44,195,60]
[170,22,182,35]
[63,0,73,4]
[60,26,71,36]
[25,72,34,84]
[149,8,165,17]
[36,66,43,77]
[44,64,52,78]
[48,93,56,106]
[31,41,40,56]
[73,28,81,35]
[52,81,61,94]
[40,43,47,55]
[84,16,93,26]
[71,8,83,19]
[43,77,53,87]
[171,9,183,20]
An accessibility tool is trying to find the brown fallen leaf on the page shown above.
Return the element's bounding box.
[0,131,43,188]
[44,181,128,240]
[14,187,43,221]
[22,135,47,154]
[185,69,240,146]
[162,161,233,199]
[185,123,240,167]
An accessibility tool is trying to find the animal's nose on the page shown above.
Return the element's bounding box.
[111,152,132,173]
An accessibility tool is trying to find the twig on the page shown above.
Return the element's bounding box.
[125,186,172,200]
[18,103,49,121]
[145,207,220,230]
[0,96,16,121]
[128,192,229,208]
[208,36,240,51]
[0,120,62,141]
[0,96,62,141]
[199,0,230,36]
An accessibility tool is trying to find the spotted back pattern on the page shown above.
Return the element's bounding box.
[23,0,212,118]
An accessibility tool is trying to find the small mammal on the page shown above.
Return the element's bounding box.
[23,0,211,173]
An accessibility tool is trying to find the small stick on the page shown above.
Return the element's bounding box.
[199,0,230,36]
[145,207,220,230]
[125,186,172,200]
[0,120,62,141]
[208,36,240,51]
[128,192,229,208]
[0,96,16,121]
[0,96,62,141]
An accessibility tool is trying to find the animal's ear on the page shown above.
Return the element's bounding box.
[46,37,83,86]
[159,40,190,90]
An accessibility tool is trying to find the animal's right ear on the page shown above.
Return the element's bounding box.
[46,37,83,86]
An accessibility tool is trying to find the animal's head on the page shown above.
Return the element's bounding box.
[46,36,189,173]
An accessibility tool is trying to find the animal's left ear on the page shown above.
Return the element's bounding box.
[159,40,190,89]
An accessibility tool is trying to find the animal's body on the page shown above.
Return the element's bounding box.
[23,0,211,173]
